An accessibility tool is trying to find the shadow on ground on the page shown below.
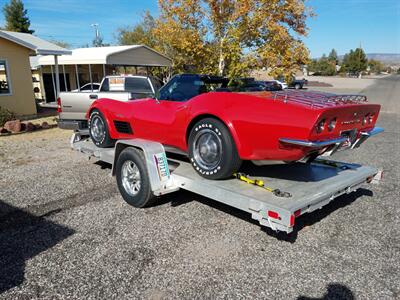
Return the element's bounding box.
[0,200,74,294]
[158,188,373,242]
[298,283,355,300]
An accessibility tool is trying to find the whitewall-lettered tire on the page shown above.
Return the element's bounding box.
[88,109,114,148]
[188,118,242,180]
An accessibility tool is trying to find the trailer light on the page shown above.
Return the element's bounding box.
[328,118,337,131]
[289,209,301,227]
[316,119,326,133]
[267,211,281,220]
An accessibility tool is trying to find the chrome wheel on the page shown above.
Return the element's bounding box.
[193,129,223,170]
[121,160,141,196]
[90,115,105,142]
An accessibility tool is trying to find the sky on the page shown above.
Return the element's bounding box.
[0,0,398,57]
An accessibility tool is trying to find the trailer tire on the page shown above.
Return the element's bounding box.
[89,109,114,148]
[116,147,155,208]
[188,118,242,180]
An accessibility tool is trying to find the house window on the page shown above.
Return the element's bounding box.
[0,60,11,95]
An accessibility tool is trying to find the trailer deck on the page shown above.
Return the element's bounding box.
[71,134,379,233]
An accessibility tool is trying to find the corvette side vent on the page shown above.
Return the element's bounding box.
[113,121,132,134]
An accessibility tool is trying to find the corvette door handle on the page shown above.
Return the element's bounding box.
[89,94,98,99]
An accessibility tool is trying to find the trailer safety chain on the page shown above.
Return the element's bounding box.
[233,173,292,198]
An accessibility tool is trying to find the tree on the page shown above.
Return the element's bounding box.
[328,49,338,65]
[49,40,71,49]
[308,54,336,76]
[151,0,312,78]
[342,48,368,75]
[368,59,384,74]
[2,0,34,33]
[117,11,157,48]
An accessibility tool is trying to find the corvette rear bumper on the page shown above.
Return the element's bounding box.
[279,136,347,148]
[279,127,384,151]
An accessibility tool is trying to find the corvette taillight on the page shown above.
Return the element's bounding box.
[328,118,337,131]
[316,119,326,133]
[368,113,374,124]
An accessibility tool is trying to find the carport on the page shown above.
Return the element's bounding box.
[36,45,173,103]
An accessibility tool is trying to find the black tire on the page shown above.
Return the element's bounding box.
[115,147,155,208]
[188,118,242,180]
[294,83,302,90]
[88,109,115,148]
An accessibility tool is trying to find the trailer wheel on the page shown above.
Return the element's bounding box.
[116,147,154,208]
[89,109,114,148]
[188,118,242,180]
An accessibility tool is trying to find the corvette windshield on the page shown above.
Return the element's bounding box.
[159,75,227,101]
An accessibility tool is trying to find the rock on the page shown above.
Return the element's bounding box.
[4,120,21,133]
[41,121,50,129]
[25,122,36,132]
[0,127,9,134]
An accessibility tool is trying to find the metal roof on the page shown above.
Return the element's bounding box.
[37,45,172,67]
[0,30,72,55]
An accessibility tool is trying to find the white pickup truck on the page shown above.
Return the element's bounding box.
[58,75,163,131]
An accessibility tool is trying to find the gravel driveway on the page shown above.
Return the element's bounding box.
[0,75,399,299]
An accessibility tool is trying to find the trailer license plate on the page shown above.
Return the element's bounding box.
[154,152,170,182]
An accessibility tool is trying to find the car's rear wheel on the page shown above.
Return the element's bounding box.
[294,83,302,89]
[188,118,242,180]
[89,109,114,148]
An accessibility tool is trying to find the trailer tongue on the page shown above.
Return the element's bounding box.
[71,132,380,234]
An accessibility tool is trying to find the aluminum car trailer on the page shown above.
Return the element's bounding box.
[70,132,381,234]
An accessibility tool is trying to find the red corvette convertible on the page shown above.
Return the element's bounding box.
[87,74,383,180]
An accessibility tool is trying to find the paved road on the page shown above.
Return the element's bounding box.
[0,75,399,299]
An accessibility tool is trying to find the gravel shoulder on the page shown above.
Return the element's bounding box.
[0,76,399,299]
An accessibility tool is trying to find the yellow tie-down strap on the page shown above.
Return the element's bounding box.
[233,173,292,198]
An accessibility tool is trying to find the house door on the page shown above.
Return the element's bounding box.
[43,73,70,102]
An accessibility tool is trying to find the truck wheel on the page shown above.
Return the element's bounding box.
[294,83,302,89]
[116,147,155,208]
[188,118,242,180]
[89,109,114,148]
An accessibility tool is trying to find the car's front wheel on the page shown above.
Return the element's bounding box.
[188,118,242,180]
[88,109,114,148]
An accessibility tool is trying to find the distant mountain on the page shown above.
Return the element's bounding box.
[315,53,400,65]
[334,53,400,65]
[365,53,400,65]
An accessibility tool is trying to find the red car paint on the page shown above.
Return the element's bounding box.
[87,91,380,161]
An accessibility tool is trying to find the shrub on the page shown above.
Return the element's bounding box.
[0,106,15,127]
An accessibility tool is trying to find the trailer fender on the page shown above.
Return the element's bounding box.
[111,139,178,196]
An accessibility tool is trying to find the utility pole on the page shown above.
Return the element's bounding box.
[91,23,100,47]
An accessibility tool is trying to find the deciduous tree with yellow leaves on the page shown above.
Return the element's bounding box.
[118,0,312,79]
